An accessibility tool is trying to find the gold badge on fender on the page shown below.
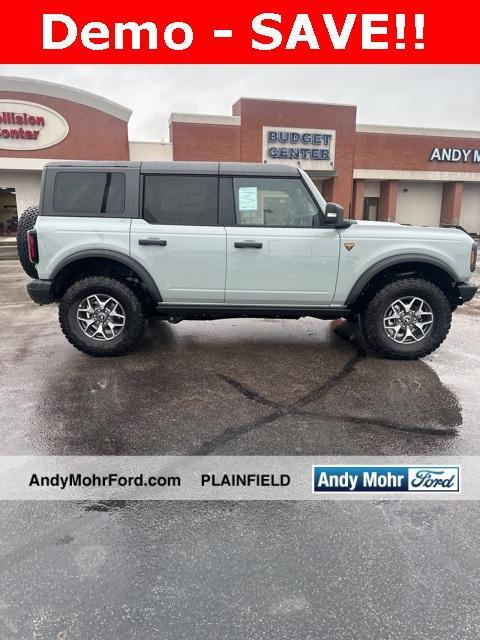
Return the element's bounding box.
[344,242,355,251]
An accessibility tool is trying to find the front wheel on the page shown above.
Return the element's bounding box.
[360,278,452,360]
[59,277,145,356]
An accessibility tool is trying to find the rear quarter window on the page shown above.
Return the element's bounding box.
[53,172,125,215]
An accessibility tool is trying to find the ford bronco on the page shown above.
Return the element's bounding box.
[18,161,477,358]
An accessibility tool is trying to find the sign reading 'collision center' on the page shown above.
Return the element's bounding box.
[0,99,69,151]
[263,126,336,171]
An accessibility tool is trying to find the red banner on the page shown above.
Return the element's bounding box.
[0,0,477,63]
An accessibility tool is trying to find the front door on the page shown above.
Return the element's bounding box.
[130,173,226,303]
[224,176,340,305]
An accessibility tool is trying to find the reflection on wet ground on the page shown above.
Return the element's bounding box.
[0,286,468,457]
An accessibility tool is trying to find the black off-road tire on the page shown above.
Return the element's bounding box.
[360,277,452,360]
[59,276,145,357]
[16,205,39,278]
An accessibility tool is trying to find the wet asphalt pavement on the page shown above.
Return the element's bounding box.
[1,260,480,639]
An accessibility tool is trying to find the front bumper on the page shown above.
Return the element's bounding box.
[457,283,478,304]
[27,279,54,305]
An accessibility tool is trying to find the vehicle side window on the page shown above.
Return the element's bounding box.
[53,172,125,214]
[233,177,318,227]
[143,175,218,225]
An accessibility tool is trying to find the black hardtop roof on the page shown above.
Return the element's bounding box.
[45,160,141,169]
[140,162,299,176]
[45,160,300,177]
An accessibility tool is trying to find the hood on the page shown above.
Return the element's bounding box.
[351,220,469,235]
[344,220,471,243]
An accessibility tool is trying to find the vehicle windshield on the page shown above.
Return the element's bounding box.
[299,169,326,213]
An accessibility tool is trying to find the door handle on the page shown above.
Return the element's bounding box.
[139,238,167,246]
[234,241,263,249]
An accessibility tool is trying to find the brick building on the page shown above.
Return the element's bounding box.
[1,77,479,234]
[170,98,480,232]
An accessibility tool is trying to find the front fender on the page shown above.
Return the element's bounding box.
[342,253,458,305]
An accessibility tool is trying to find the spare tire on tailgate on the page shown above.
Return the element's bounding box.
[17,205,39,279]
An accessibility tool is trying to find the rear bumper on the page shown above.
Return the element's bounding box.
[27,279,54,305]
[457,283,478,304]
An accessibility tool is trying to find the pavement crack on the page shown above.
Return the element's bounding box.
[194,410,288,456]
[194,351,363,455]
[217,374,285,411]
[339,414,459,436]
[291,350,364,410]
[297,410,458,436]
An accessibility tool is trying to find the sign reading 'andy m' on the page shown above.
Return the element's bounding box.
[430,147,480,163]
[263,126,335,171]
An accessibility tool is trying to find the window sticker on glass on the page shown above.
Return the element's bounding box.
[238,186,258,211]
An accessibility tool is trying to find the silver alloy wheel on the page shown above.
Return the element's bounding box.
[383,296,434,344]
[76,294,126,341]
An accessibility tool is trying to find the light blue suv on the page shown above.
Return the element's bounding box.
[18,161,477,359]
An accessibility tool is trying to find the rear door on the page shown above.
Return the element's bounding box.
[130,172,226,303]
[38,166,136,279]
[222,175,340,305]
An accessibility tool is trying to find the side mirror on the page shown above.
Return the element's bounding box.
[324,202,345,226]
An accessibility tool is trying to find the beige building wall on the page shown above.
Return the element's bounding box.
[396,182,443,227]
[0,170,41,217]
[128,142,173,161]
[460,183,480,234]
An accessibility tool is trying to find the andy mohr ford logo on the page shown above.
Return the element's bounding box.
[312,466,460,493]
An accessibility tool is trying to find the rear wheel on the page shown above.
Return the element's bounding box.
[360,277,452,360]
[59,276,145,356]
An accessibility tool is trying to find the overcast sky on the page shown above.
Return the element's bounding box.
[0,64,479,141]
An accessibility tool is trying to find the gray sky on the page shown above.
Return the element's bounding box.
[1,65,479,141]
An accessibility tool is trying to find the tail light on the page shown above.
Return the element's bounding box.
[471,243,478,272]
[27,229,39,264]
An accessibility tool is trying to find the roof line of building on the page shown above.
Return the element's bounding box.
[234,96,358,108]
[357,123,480,139]
[0,76,132,122]
[169,113,241,127]
[129,140,171,145]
